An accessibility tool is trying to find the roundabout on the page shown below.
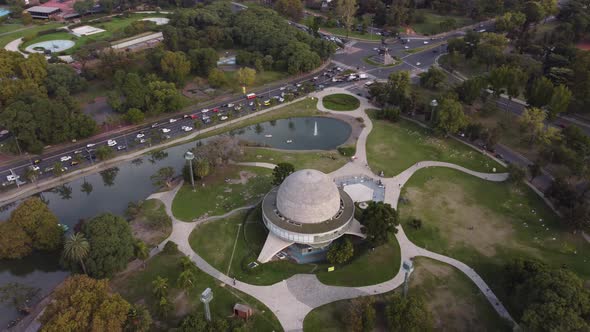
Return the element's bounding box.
[147,87,520,330]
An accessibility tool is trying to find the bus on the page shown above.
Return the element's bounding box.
[246,93,257,100]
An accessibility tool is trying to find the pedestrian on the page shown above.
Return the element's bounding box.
[233,277,236,286]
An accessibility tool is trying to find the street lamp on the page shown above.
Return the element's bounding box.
[430,99,438,123]
[402,260,414,298]
[200,288,213,322]
[184,151,195,191]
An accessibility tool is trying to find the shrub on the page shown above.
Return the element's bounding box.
[408,218,422,230]
[162,241,178,254]
[337,145,356,156]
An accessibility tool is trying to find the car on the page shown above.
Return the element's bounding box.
[151,123,161,128]
[373,47,379,51]
[29,165,40,172]
[161,128,171,133]
[169,118,178,123]
[312,76,319,81]
[280,86,286,90]
[181,126,193,132]
[117,145,126,151]
[201,108,210,113]
[139,138,148,144]
[70,160,79,166]
[296,83,302,87]
[416,62,421,66]
[107,139,117,147]
[163,134,171,139]
[220,116,228,121]
[74,150,83,155]
[6,174,20,182]
[33,159,42,165]
[86,143,95,148]
[60,155,72,162]
[278,97,285,103]
[423,41,429,44]
[263,100,271,106]
[404,45,409,49]
[44,167,54,173]
[136,133,145,139]
[202,118,212,124]
[227,103,234,108]
[248,101,254,107]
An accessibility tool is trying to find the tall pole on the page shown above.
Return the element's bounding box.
[403,271,410,297]
[189,159,195,191]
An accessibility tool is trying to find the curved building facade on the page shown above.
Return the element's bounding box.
[257,169,360,263]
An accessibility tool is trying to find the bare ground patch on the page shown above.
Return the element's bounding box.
[404,179,515,257]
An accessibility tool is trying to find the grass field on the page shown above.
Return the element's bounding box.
[438,53,488,78]
[172,166,273,221]
[240,147,348,173]
[399,167,590,314]
[0,23,25,35]
[411,10,474,35]
[320,27,382,41]
[322,93,360,111]
[190,207,401,287]
[110,248,282,331]
[224,70,289,91]
[0,22,64,48]
[303,257,511,331]
[366,114,504,176]
[130,199,172,249]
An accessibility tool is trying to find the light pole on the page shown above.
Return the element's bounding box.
[200,288,213,322]
[184,151,195,191]
[430,99,438,123]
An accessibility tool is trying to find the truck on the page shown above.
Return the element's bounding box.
[358,73,368,80]
[246,93,257,100]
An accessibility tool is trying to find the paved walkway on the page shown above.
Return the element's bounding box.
[148,88,517,331]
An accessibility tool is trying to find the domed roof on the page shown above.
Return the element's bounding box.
[276,169,341,224]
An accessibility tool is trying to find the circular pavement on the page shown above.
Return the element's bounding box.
[25,40,75,53]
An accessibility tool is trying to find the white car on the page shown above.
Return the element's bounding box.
[227,103,234,108]
[60,155,72,162]
[107,139,117,147]
[416,62,421,66]
[29,165,40,172]
[86,143,95,148]
[373,47,379,51]
[151,123,160,128]
[161,128,171,133]
[139,138,147,144]
[423,41,429,44]
[278,97,285,103]
[181,126,193,132]
[136,133,145,139]
[117,145,126,151]
[404,45,409,49]
[280,86,286,91]
[169,118,178,123]
[220,116,228,121]
[6,174,19,182]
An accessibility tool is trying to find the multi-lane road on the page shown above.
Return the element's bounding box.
[0,65,355,191]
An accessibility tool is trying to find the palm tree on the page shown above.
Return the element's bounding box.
[134,240,149,269]
[62,233,90,274]
[177,269,196,295]
[179,256,193,271]
[24,167,40,183]
[152,276,168,299]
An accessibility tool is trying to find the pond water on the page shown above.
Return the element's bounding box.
[0,116,351,328]
[229,116,352,150]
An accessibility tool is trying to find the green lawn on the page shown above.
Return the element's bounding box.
[366,114,504,176]
[172,166,273,221]
[362,55,401,68]
[305,257,511,331]
[130,199,172,249]
[239,147,348,173]
[0,23,25,35]
[0,22,64,48]
[224,70,289,92]
[438,53,488,78]
[190,207,401,287]
[411,9,475,35]
[110,248,282,331]
[322,93,360,111]
[399,167,590,315]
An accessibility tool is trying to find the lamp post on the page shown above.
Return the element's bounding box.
[402,260,414,298]
[430,99,438,123]
[184,151,195,191]
[200,288,213,322]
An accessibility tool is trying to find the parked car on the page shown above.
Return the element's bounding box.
[117,145,126,151]
[161,128,171,133]
[107,139,117,147]
[60,155,72,162]
[136,133,145,139]
[181,126,193,132]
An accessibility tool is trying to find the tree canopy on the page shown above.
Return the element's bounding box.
[386,294,433,332]
[39,275,131,332]
[81,213,135,278]
[272,162,295,185]
[360,201,398,246]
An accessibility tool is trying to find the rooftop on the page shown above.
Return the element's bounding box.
[26,6,61,13]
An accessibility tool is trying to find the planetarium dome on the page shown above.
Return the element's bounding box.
[276,169,341,224]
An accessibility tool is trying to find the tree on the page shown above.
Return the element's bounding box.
[82,213,135,278]
[124,304,152,332]
[386,294,433,332]
[0,221,32,259]
[52,161,65,177]
[160,51,191,85]
[152,276,169,300]
[24,166,40,183]
[150,167,175,189]
[346,296,376,332]
[547,84,572,120]
[360,201,398,246]
[73,0,93,14]
[519,108,557,145]
[177,269,196,295]
[335,0,357,36]
[274,0,304,21]
[508,164,526,183]
[99,0,114,13]
[208,68,226,88]
[526,77,554,108]
[96,145,113,161]
[21,12,32,25]
[435,97,467,136]
[456,77,485,104]
[524,1,546,25]
[188,48,218,76]
[419,67,446,89]
[62,232,90,274]
[489,65,526,99]
[39,275,131,332]
[125,108,144,124]
[194,158,210,179]
[528,163,542,181]
[272,162,295,185]
[495,11,526,36]
[134,240,149,269]
[327,238,354,264]
[9,197,62,252]
[236,67,256,88]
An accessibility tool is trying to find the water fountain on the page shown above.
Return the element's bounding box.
[313,121,318,136]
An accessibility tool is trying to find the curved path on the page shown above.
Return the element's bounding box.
[151,88,516,331]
